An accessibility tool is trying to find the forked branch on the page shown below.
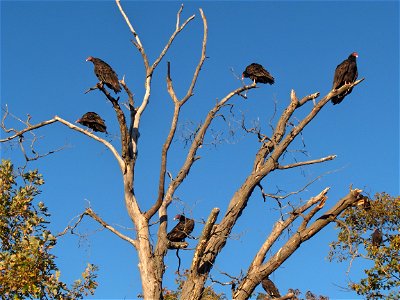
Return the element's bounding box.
[233,189,363,299]
[164,82,257,206]
[0,115,125,171]
[145,8,208,220]
[151,5,196,74]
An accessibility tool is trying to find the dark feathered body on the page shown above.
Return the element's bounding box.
[77,112,107,133]
[262,277,281,298]
[331,52,358,105]
[372,229,383,247]
[86,56,121,93]
[243,63,275,84]
[167,214,195,242]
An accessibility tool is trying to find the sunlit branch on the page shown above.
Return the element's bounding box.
[120,76,134,107]
[0,118,58,142]
[145,10,208,220]
[278,154,337,170]
[55,116,125,170]
[164,83,257,206]
[234,189,363,299]
[276,293,296,300]
[115,0,149,69]
[144,103,180,220]
[85,208,138,248]
[298,194,327,231]
[151,5,195,74]
[190,208,220,272]
[298,91,320,107]
[252,188,330,267]
[0,115,125,171]
[180,8,207,105]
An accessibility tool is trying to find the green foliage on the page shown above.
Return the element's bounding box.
[329,192,400,298]
[0,159,98,299]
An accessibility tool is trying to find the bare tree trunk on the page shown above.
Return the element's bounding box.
[122,164,163,299]
[136,220,162,299]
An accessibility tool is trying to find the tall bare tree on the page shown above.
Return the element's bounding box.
[1,1,365,299]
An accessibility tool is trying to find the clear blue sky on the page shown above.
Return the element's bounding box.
[1,1,399,299]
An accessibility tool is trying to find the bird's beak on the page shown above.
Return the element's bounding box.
[85,58,89,62]
[76,119,81,123]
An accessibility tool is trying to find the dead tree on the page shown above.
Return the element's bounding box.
[0,1,365,299]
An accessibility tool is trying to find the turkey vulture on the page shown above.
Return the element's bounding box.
[372,229,383,247]
[331,52,358,105]
[261,277,281,298]
[76,112,107,133]
[242,63,275,84]
[86,56,121,93]
[167,214,195,242]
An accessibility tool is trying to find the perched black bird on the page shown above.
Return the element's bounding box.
[242,63,275,84]
[167,214,195,242]
[76,112,107,133]
[372,229,383,247]
[261,277,281,298]
[331,52,358,105]
[86,56,121,93]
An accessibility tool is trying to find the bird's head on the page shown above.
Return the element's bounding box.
[351,52,358,58]
[86,56,94,62]
[174,214,182,221]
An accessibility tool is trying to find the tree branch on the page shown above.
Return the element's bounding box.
[18,134,67,165]
[115,0,149,69]
[85,208,138,248]
[150,5,195,74]
[190,208,220,274]
[298,92,320,107]
[57,211,88,238]
[0,118,58,142]
[164,83,257,207]
[181,79,364,299]
[233,189,363,299]
[258,173,325,201]
[180,8,208,105]
[0,115,125,172]
[252,188,330,268]
[144,9,208,220]
[278,154,336,170]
